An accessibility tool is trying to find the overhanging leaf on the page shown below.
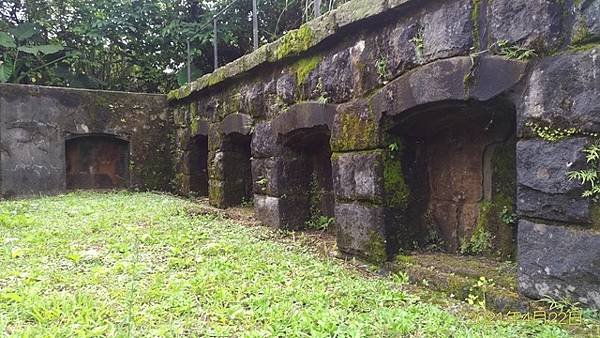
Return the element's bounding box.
[0,63,13,83]
[0,32,16,48]
[17,45,40,55]
[10,23,38,41]
[36,44,64,55]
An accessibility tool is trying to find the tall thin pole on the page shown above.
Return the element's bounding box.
[186,40,191,83]
[213,18,218,70]
[314,0,321,17]
[252,0,258,50]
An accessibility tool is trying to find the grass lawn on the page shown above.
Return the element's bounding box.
[0,192,577,336]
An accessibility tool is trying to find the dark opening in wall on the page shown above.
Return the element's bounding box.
[280,126,335,230]
[387,100,516,259]
[221,133,253,207]
[189,135,209,196]
[66,134,130,190]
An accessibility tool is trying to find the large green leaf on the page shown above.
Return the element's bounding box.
[37,44,64,55]
[0,32,16,48]
[17,45,40,54]
[10,23,38,41]
[0,63,13,83]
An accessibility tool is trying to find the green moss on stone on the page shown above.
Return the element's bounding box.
[471,0,481,51]
[383,136,409,210]
[365,230,387,264]
[572,22,592,46]
[275,24,313,60]
[294,55,321,85]
[464,142,517,259]
[331,110,379,151]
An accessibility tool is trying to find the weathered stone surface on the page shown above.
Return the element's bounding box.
[520,48,600,134]
[254,194,282,228]
[220,113,253,136]
[336,202,386,261]
[251,157,282,196]
[334,0,388,29]
[516,138,590,223]
[571,0,600,44]
[421,0,473,62]
[312,48,354,103]
[332,150,384,203]
[276,73,297,104]
[251,121,279,158]
[372,18,418,80]
[239,82,266,118]
[518,220,600,309]
[331,98,381,152]
[0,84,172,197]
[272,102,336,138]
[370,56,526,118]
[489,0,564,51]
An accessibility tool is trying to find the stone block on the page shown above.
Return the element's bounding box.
[516,138,591,223]
[335,202,386,262]
[518,220,600,309]
[489,0,564,51]
[520,48,600,134]
[332,150,384,203]
[421,0,473,62]
[251,157,283,196]
[254,195,282,228]
[331,99,381,152]
[251,121,279,158]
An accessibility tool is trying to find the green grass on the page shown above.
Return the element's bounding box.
[0,192,572,337]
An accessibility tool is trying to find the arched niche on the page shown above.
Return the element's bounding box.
[272,102,337,230]
[384,99,517,259]
[189,134,209,196]
[65,133,130,190]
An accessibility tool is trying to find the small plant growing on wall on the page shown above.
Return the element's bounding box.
[375,58,391,85]
[568,142,600,200]
[409,26,425,58]
[495,40,537,60]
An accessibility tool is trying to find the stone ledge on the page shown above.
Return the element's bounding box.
[167,0,415,102]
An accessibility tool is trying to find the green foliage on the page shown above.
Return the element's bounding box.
[0,0,316,92]
[306,215,335,231]
[0,22,64,84]
[409,27,425,57]
[568,142,600,199]
[460,202,493,255]
[525,121,584,142]
[384,139,410,209]
[495,40,537,60]
[499,206,517,226]
[305,172,332,230]
[375,58,391,84]
[465,277,495,309]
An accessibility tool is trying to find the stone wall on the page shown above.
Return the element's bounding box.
[170,0,599,307]
[0,84,173,197]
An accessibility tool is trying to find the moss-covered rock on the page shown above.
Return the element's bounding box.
[275,24,314,60]
[331,99,380,152]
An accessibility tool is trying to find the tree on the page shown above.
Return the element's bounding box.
[0,0,349,93]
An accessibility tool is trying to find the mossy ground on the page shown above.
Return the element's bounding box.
[0,192,578,336]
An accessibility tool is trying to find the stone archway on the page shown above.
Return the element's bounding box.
[332,56,527,262]
[253,103,337,230]
[386,100,516,258]
[65,134,130,190]
[209,113,254,208]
